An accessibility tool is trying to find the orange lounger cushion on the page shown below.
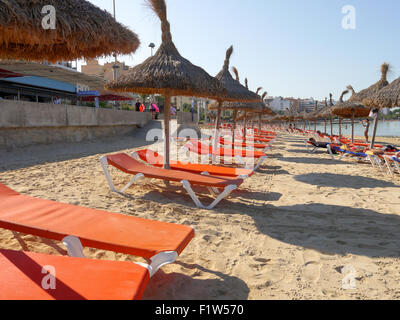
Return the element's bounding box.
[135,150,254,177]
[106,153,244,188]
[0,183,194,260]
[188,142,266,159]
[0,249,149,300]
[219,139,268,149]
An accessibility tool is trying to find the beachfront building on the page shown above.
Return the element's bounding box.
[267,96,292,113]
[81,59,131,81]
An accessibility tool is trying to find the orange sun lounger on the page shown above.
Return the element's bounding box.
[100,153,244,210]
[0,182,194,278]
[219,138,271,152]
[183,141,268,171]
[0,249,150,300]
[133,149,254,178]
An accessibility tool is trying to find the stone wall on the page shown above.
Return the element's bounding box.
[0,100,152,150]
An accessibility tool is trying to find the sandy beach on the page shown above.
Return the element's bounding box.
[1,123,400,300]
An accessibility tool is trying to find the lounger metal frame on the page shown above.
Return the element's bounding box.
[99,155,238,210]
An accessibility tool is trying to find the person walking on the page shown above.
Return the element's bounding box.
[363,119,370,143]
[135,100,141,112]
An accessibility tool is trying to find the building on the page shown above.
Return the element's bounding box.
[81,59,130,81]
[267,97,292,113]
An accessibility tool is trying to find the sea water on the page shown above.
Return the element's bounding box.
[310,120,400,137]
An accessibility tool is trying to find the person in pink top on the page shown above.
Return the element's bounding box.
[151,103,160,119]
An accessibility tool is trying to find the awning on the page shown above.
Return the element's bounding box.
[0,61,105,88]
[0,68,23,79]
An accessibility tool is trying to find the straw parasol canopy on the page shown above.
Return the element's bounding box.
[107,0,226,169]
[214,46,260,103]
[106,0,224,99]
[0,0,140,62]
[367,75,400,109]
[349,63,390,106]
[331,86,371,118]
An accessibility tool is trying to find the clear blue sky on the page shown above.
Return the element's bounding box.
[85,0,400,101]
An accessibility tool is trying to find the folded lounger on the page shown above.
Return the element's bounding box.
[100,153,244,210]
[0,249,150,300]
[183,141,268,171]
[133,149,254,179]
[0,183,194,279]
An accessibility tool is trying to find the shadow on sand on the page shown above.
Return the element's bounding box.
[295,173,399,189]
[251,203,400,258]
[143,262,249,300]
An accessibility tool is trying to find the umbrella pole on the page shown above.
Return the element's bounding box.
[370,111,379,149]
[339,117,342,137]
[330,116,333,137]
[233,109,238,147]
[243,111,247,141]
[258,114,262,134]
[213,102,222,164]
[351,111,355,144]
[324,119,327,134]
[164,92,171,170]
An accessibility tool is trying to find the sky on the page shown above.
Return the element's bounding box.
[84,0,400,101]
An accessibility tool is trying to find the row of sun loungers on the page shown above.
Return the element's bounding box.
[0,127,278,299]
[298,129,400,177]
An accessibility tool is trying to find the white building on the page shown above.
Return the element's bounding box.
[268,97,292,113]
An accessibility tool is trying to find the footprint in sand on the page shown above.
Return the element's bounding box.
[302,250,322,283]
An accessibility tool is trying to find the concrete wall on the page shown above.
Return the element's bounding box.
[177,111,196,125]
[0,100,152,150]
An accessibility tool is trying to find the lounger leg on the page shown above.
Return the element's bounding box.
[384,157,394,176]
[327,145,335,161]
[100,156,145,194]
[253,156,268,171]
[304,140,310,153]
[62,236,86,258]
[181,180,237,210]
[100,156,117,192]
[201,172,220,195]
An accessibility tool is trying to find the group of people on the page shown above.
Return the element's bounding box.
[135,101,161,119]
[135,100,178,119]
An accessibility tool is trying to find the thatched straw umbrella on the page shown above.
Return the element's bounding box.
[347,63,390,148]
[331,86,371,143]
[0,0,140,62]
[106,0,225,169]
[332,90,351,137]
[210,71,261,141]
[210,46,260,159]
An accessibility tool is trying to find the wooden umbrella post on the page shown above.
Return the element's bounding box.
[330,116,333,136]
[339,117,342,137]
[163,92,171,170]
[351,110,355,144]
[233,109,238,145]
[370,110,379,149]
[243,111,247,141]
[213,102,222,164]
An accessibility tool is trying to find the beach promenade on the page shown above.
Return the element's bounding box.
[0,124,399,300]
